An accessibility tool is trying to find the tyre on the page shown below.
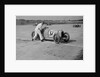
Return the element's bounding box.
[31,31,40,41]
[63,32,70,42]
[53,34,61,44]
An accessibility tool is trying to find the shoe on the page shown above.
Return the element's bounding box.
[41,39,44,42]
[32,39,34,41]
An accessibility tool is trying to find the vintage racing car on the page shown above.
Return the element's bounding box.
[31,26,70,44]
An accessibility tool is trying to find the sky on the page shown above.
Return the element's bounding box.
[16,16,83,20]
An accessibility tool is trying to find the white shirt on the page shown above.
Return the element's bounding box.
[35,23,43,31]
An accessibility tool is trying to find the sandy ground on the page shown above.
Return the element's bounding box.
[16,24,83,60]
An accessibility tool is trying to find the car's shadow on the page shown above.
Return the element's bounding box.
[62,40,76,44]
[17,39,76,44]
[45,39,54,42]
[45,39,76,44]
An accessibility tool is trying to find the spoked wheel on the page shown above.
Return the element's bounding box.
[53,34,61,44]
[62,32,70,42]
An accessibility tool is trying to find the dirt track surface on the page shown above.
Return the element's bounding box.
[16,24,83,60]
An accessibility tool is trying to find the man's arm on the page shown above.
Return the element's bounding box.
[38,23,43,30]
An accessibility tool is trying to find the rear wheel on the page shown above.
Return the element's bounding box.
[53,34,61,44]
[31,31,40,41]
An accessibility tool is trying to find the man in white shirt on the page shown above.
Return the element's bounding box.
[32,22,44,42]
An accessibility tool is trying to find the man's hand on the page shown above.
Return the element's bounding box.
[38,28,41,31]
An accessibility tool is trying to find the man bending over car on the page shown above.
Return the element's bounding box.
[32,22,44,42]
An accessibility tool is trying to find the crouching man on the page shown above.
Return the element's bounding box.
[32,22,44,42]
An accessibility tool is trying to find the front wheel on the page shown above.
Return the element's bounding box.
[63,32,70,42]
[53,34,61,44]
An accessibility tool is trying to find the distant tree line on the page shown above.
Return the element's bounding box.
[16,19,83,25]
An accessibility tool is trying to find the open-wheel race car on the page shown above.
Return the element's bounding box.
[31,26,70,44]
